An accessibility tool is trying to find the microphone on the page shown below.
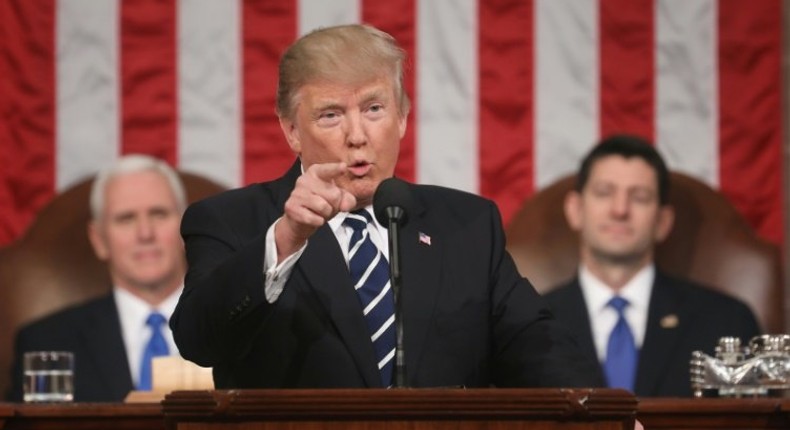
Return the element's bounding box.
[373,177,413,388]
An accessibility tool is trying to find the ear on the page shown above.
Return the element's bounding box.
[398,113,407,139]
[88,221,110,261]
[654,205,675,242]
[279,116,301,154]
[563,191,583,232]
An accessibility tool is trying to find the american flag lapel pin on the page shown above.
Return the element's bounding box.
[418,232,432,246]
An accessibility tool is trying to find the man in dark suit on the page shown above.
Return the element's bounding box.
[8,155,188,402]
[543,135,761,397]
[170,24,601,389]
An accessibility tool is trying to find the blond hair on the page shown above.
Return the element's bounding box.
[276,24,411,120]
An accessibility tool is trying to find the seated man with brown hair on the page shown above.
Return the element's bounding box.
[543,134,761,397]
[7,154,187,402]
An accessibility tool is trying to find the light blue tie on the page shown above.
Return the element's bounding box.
[344,210,396,387]
[604,296,638,391]
[138,312,169,391]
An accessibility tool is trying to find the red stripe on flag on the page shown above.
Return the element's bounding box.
[718,0,783,245]
[242,0,296,184]
[0,0,56,245]
[479,0,534,225]
[363,0,417,183]
[599,0,654,140]
[120,0,179,164]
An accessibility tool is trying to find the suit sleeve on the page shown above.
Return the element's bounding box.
[485,201,604,388]
[170,195,276,368]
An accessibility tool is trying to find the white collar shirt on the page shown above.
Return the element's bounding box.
[579,264,654,362]
[113,286,182,387]
[327,206,390,263]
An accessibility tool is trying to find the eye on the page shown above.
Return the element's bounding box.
[149,208,172,220]
[365,103,386,120]
[630,189,655,205]
[316,110,342,126]
[590,184,614,199]
[112,212,136,225]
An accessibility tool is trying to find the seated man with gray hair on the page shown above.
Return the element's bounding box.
[7,154,187,402]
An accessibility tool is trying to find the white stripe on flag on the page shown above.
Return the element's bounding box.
[56,0,120,190]
[298,0,360,36]
[417,0,478,192]
[655,0,718,186]
[178,0,242,188]
[534,0,599,189]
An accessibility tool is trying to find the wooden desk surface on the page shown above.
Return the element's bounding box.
[0,393,788,430]
[638,397,790,429]
[0,402,163,430]
[162,388,637,430]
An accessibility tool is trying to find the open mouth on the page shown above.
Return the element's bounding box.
[348,161,372,177]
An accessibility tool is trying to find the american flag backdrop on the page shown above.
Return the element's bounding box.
[0,0,783,247]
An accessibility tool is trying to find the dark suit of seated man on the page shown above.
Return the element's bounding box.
[8,154,187,402]
[170,24,603,389]
[543,135,761,397]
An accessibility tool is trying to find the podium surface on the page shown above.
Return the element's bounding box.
[2,392,790,429]
[162,388,636,430]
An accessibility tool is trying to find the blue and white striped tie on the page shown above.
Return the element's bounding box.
[344,209,396,387]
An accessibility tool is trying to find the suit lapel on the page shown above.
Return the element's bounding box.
[564,281,601,369]
[635,275,683,395]
[79,295,134,398]
[298,224,381,387]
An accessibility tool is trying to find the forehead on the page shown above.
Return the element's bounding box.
[297,77,395,105]
[587,155,659,189]
[103,171,178,212]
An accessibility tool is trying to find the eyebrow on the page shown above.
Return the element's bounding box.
[312,89,388,113]
[314,101,343,113]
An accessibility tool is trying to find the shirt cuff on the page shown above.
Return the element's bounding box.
[263,217,306,303]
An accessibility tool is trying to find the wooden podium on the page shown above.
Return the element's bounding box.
[161,388,637,430]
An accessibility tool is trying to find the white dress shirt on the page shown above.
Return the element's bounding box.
[263,206,389,303]
[578,264,654,362]
[114,286,182,387]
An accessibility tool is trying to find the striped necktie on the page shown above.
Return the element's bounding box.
[344,209,396,387]
[138,312,169,391]
[603,296,638,391]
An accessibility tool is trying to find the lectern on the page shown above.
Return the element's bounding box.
[162,388,636,430]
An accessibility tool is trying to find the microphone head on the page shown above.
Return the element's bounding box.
[373,177,414,227]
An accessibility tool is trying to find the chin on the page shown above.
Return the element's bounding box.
[347,181,377,202]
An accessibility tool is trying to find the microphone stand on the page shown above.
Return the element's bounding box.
[384,208,407,388]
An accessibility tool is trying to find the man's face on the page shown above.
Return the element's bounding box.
[88,170,185,294]
[565,156,673,266]
[279,76,407,208]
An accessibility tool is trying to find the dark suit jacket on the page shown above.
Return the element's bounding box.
[8,293,134,402]
[543,272,761,397]
[171,161,603,389]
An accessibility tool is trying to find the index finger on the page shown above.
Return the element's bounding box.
[308,162,348,182]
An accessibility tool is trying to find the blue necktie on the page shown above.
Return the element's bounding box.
[138,312,170,391]
[344,210,396,387]
[604,296,638,391]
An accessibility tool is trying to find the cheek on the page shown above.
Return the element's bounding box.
[105,230,135,253]
[159,224,185,248]
[301,130,345,160]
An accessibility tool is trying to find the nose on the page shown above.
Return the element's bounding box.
[345,112,366,147]
[610,191,630,218]
[136,217,155,241]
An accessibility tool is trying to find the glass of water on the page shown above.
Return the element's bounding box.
[23,351,74,402]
